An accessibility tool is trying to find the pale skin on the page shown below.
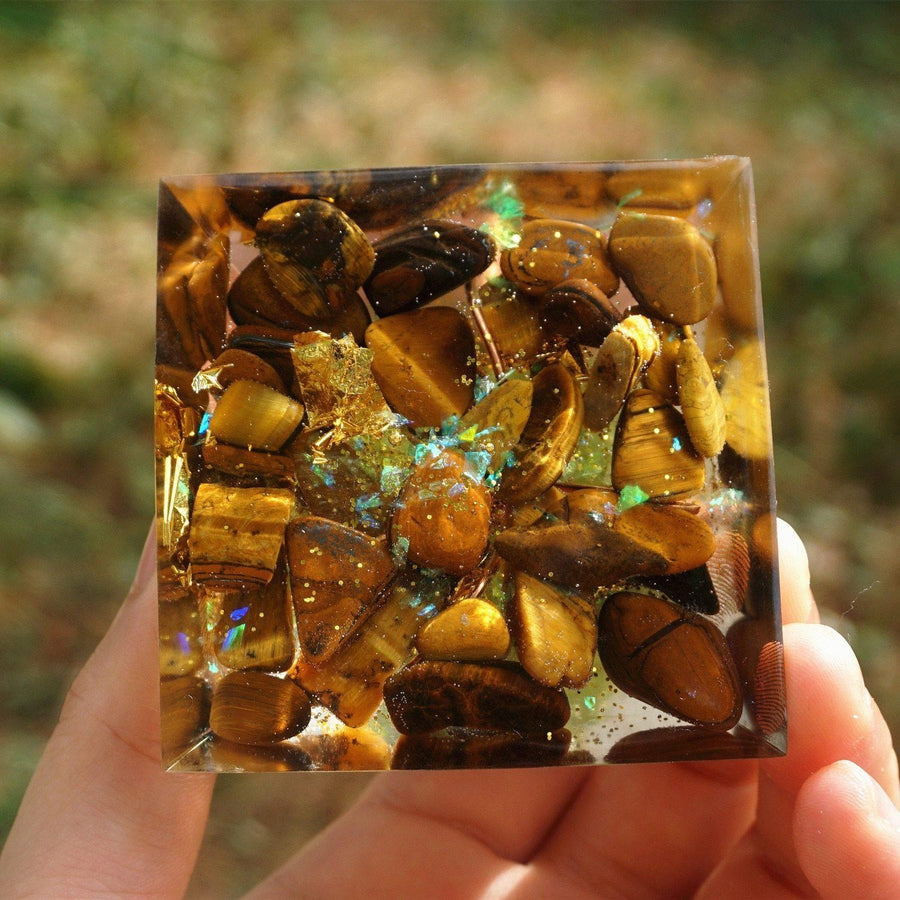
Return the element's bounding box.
[1,521,899,899]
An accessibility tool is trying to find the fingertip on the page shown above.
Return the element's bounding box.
[794,760,900,900]
[776,518,818,625]
[765,624,897,801]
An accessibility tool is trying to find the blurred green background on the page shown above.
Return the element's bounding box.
[1,1,898,895]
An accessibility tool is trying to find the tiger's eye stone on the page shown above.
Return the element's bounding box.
[392,727,571,769]
[476,281,547,371]
[365,307,476,429]
[494,518,668,594]
[158,592,202,676]
[643,322,684,402]
[157,231,229,370]
[510,572,597,688]
[612,389,705,499]
[210,671,311,745]
[286,516,395,664]
[608,212,717,325]
[364,219,495,315]
[677,333,726,458]
[597,591,742,729]
[392,449,491,574]
[384,660,571,735]
[501,218,619,297]
[208,380,304,452]
[605,167,707,210]
[539,278,622,346]
[188,484,295,587]
[206,348,285,393]
[160,676,210,764]
[614,503,715,574]
[455,375,533,471]
[720,338,773,460]
[416,598,510,662]
[499,363,583,504]
[583,315,658,433]
[254,198,375,319]
[206,558,295,672]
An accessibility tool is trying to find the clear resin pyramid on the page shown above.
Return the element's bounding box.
[155,160,785,771]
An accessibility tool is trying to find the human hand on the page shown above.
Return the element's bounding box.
[1,521,898,898]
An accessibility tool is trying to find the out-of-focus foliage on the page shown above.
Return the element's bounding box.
[1,2,898,896]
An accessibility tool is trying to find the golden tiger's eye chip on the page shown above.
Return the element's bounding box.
[510,572,597,689]
[499,363,583,504]
[189,484,294,587]
[255,198,375,319]
[608,212,717,325]
[210,671,311,745]
[612,389,705,499]
[287,516,395,664]
[501,218,619,297]
[417,598,510,662]
[597,591,742,730]
[365,307,476,429]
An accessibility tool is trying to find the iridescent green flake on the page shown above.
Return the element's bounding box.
[486,182,525,220]
[616,484,650,513]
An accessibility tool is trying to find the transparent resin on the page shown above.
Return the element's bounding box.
[155,160,785,771]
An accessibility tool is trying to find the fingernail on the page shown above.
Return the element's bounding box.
[127,524,157,602]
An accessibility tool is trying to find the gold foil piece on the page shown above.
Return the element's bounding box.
[291,332,398,449]
[154,383,197,557]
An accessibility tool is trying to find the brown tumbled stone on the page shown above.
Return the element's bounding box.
[287,516,395,665]
[614,503,715,575]
[254,198,375,319]
[208,555,296,672]
[608,212,717,325]
[501,218,619,296]
[392,449,490,574]
[366,307,476,429]
[494,518,668,594]
[210,671,311,745]
[510,572,597,688]
[392,727,571,769]
[364,219,495,315]
[207,347,286,393]
[384,659,570,735]
[612,389,705,499]
[476,281,547,371]
[539,278,621,347]
[208,380,304,452]
[189,484,294,587]
[677,332,726,458]
[499,363,583,504]
[643,322,684,402]
[597,591,742,729]
[583,314,659,433]
[416,598,510,662]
